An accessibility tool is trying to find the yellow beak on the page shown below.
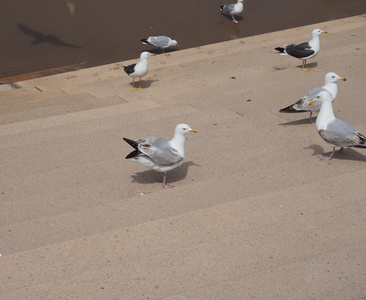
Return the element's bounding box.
[190,129,198,133]
[340,77,346,81]
[308,100,316,106]
[323,31,328,34]
[151,53,156,56]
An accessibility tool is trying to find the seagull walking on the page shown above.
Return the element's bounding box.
[275,29,327,71]
[220,0,244,24]
[123,124,197,189]
[279,72,346,123]
[309,91,366,161]
[139,36,179,53]
[123,51,155,92]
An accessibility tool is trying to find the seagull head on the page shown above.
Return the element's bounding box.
[171,40,179,47]
[324,72,347,84]
[140,51,155,59]
[312,29,327,37]
[175,124,197,135]
[309,91,332,106]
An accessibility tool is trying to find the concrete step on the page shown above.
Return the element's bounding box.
[1,134,366,255]
[0,168,365,298]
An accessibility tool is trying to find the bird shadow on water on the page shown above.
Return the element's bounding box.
[218,19,241,38]
[17,23,83,49]
[304,144,366,162]
[220,13,243,23]
[130,161,201,186]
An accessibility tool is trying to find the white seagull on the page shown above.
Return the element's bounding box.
[309,91,366,161]
[139,36,179,53]
[275,29,327,71]
[123,124,197,189]
[123,51,155,92]
[280,72,346,123]
[220,0,244,24]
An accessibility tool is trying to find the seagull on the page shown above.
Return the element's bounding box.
[275,29,327,71]
[220,0,244,24]
[309,91,366,161]
[139,36,179,53]
[123,124,197,189]
[123,51,155,92]
[279,72,346,123]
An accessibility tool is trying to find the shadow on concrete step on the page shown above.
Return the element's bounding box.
[305,144,366,162]
[130,161,201,187]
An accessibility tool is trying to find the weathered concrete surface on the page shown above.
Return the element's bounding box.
[0,15,366,299]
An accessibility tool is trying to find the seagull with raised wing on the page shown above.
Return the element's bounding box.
[123,124,197,188]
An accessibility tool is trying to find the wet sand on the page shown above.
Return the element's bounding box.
[1,0,366,82]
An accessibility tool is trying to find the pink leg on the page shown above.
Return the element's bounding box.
[319,147,336,161]
[162,174,174,189]
[232,15,238,23]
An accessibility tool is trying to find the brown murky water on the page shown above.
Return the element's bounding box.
[1,0,365,82]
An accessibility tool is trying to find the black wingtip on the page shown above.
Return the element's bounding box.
[279,104,306,113]
[220,5,224,9]
[125,149,140,159]
[123,137,138,149]
[140,38,152,46]
[275,47,285,53]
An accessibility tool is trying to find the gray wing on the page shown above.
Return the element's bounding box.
[319,119,360,147]
[285,42,315,58]
[137,137,183,165]
[150,36,170,48]
[294,86,327,111]
[280,86,325,112]
[222,3,236,13]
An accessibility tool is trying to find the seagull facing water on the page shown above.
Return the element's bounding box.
[220,0,244,24]
[279,72,346,123]
[275,29,327,71]
[140,36,179,53]
[123,52,155,92]
[309,91,366,161]
[123,124,197,189]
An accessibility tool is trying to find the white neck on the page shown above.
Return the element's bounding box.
[316,99,336,131]
[309,35,320,48]
[170,133,186,156]
[323,82,338,100]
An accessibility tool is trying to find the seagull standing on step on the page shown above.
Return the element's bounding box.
[275,29,327,71]
[123,124,197,189]
[123,51,155,92]
[139,36,179,53]
[220,0,244,24]
[279,72,346,123]
[309,91,366,161]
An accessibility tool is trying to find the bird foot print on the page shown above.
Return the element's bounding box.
[319,155,331,161]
